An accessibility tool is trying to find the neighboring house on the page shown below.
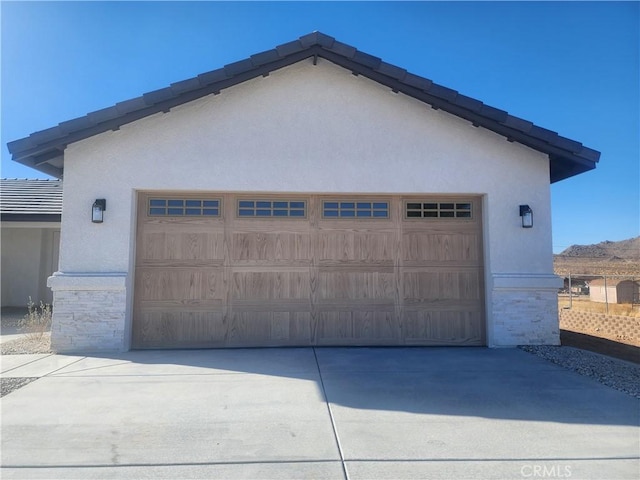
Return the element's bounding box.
[561,277,590,295]
[6,32,600,353]
[1,178,62,307]
[589,279,640,304]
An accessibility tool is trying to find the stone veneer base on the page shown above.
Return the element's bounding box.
[47,272,128,353]
[490,273,563,346]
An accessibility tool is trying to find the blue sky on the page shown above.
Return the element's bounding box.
[2,1,638,252]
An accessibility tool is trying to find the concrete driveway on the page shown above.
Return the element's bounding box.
[1,347,638,479]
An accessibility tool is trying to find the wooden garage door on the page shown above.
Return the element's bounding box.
[133,193,484,348]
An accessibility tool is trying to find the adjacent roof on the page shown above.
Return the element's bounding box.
[0,178,63,222]
[6,31,600,182]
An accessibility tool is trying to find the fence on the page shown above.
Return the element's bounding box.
[558,274,640,317]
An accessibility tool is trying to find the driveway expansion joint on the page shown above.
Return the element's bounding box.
[313,347,349,480]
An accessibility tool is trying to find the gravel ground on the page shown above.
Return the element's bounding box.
[1,307,53,397]
[519,345,640,399]
[1,331,52,397]
[1,333,52,355]
[1,377,38,397]
[1,333,53,397]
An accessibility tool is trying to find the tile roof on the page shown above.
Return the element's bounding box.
[6,31,599,183]
[0,178,63,222]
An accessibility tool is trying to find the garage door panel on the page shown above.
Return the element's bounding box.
[404,311,483,345]
[137,259,226,268]
[231,300,311,312]
[135,269,202,301]
[403,302,483,312]
[231,231,311,262]
[138,300,226,310]
[230,219,311,231]
[317,260,395,268]
[317,231,395,262]
[403,232,481,263]
[231,259,312,268]
[315,300,396,309]
[226,312,270,345]
[226,312,312,346]
[403,271,482,301]
[141,216,225,227]
[231,271,311,301]
[134,193,485,348]
[133,311,227,348]
[401,221,479,232]
[316,310,400,345]
[318,270,396,301]
[139,231,225,263]
[136,268,226,301]
[270,312,312,343]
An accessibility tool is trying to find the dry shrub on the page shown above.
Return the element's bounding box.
[19,298,52,340]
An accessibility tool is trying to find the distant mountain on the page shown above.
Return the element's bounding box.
[554,237,640,276]
[558,237,640,260]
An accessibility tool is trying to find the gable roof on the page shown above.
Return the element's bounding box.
[589,278,639,288]
[6,31,599,182]
[0,178,63,222]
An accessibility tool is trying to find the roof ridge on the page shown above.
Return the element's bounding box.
[6,31,599,183]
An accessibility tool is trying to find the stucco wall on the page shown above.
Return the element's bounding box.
[54,58,559,350]
[1,224,60,306]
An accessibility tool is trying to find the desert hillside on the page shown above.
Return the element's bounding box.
[554,236,640,276]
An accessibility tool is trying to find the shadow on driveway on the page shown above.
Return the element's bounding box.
[2,347,638,479]
[20,346,639,427]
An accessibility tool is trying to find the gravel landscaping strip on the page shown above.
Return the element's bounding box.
[1,377,38,397]
[1,333,52,355]
[1,329,51,397]
[519,345,640,399]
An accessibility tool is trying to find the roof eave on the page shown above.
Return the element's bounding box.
[319,50,600,182]
[0,213,62,223]
[6,33,600,183]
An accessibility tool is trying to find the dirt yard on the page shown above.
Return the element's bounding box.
[558,295,640,318]
[560,330,638,364]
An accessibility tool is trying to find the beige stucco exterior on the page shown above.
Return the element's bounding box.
[49,59,562,351]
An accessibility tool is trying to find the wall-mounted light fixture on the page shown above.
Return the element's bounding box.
[92,199,106,223]
[519,205,533,228]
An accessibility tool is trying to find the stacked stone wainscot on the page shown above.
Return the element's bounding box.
[47,273,128,353]
[490,274,563,346]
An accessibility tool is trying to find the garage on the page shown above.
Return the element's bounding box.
[9,32,596,352]
[133,192,484,348]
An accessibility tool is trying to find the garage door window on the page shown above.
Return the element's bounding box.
[149,198,220,216]
[237,200,306,218]
[323,201,389,218]
[405,201,472,219]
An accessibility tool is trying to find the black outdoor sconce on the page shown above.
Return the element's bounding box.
[92,199,106,223]
[519,204,533,228]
